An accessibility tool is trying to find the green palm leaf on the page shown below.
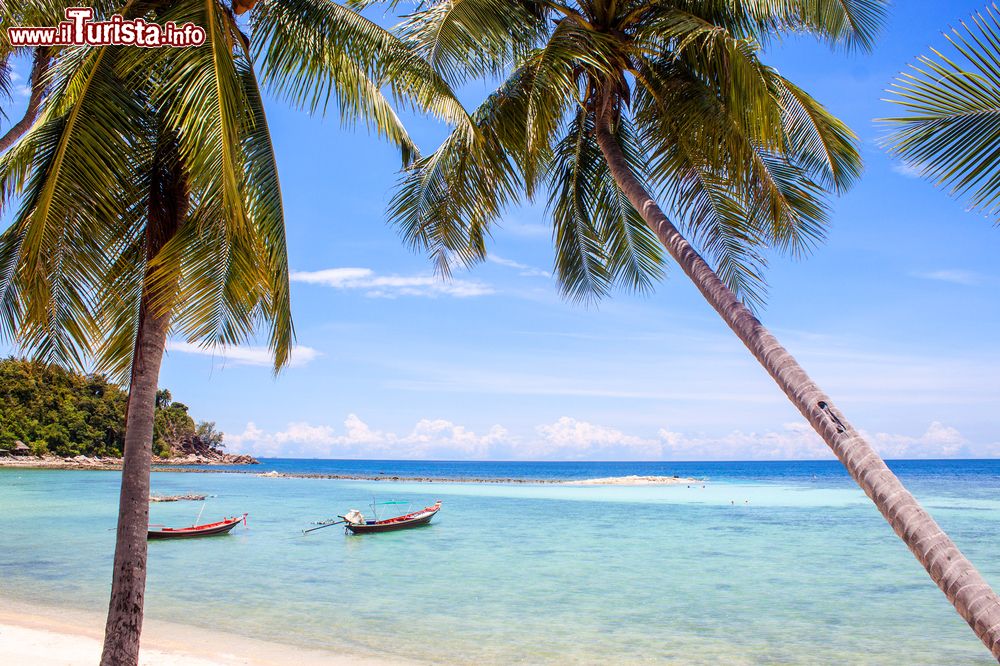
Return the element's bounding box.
[549,108,613,300]
[251,0,468,164]
[0,42,146,369]
[883,5,1000,220]
[398,0,549,83]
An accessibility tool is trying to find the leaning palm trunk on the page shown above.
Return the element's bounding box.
[0,49,49,153]
[101,137,187,666]
[594,115,1000,659]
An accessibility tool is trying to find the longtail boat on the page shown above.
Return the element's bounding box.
[342,501,441,534]
[147,513,247,540]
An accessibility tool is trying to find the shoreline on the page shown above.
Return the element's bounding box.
[251,470,703,485]
[0,454,256,471]
[0,459,703,486]
[0,597,413,665]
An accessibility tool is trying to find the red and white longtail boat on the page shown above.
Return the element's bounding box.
[342,500,441,534]
[147,513,247,540]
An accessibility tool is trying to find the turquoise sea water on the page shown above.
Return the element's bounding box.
[2,460,1000,664]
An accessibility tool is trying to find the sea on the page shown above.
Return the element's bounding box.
[2,458,999,664]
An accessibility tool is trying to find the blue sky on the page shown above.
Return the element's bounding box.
[4,1,1000,460]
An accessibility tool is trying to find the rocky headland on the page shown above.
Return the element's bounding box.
[0,450,258,470]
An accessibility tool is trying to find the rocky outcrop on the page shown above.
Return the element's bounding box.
[150,494,208,502]
[0,450,259,469]
[157,451,259,465]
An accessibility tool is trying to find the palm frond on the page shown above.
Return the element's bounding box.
[550,110,664,299]
[883,4,1000,220]
[777,76,861,192]
[668,0,888,50]
[635,9,785,152]
[594,116,665,295]
[0,56,11,109]
[235,52,293,372]
[548,107,612,301]
[387,38,590,273]
[633,53,832,307]
[251,0,468,164]
[0,42,146,369]
[163,52,293,374]
[398,0,550,83]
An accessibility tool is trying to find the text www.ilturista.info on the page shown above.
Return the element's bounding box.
[7,8,206,48]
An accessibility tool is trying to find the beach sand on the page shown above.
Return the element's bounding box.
[0,599,411,665]
[562,475,700,486]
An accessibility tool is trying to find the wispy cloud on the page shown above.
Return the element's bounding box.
[912,269,984,286]
[290,267,493,298]
[891,162,923,179]
[487,254,550,278]
[166,340,321,368]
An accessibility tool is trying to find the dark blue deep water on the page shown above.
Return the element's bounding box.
[200,457,1000,498]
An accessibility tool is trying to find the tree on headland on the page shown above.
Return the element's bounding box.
[155,389,172,410]
[196,421,225,451]
[0,357,126,457]
[390,0,1000,657]
[883,5,1000,221]
[0,1,463,663]
[0,356,218,458]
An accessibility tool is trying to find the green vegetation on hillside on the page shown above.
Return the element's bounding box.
[0,357,223,457]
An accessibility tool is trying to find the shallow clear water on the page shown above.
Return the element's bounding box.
[2,460,999,664]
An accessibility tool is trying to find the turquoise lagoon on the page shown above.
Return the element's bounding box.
[2,461,999,664]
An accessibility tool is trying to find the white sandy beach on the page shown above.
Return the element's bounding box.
[562,475,701,486]
[0,599,411,666]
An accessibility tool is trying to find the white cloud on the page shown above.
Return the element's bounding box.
[9,71,21,83]
[222,415,991,461]
[655,422,829,461]
[913,269,984,286]
[289,267,493,298]
[166,340,320,368]
[655,421,976,461]
[529,417,663,459]
[227,414,508,459]
[868,421,969,459]
[891,162,923,178]
[487,254,551,278]
[15,85,31,98]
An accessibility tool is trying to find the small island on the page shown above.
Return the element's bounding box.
[0,358,256,469]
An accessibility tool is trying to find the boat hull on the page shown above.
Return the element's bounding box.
[345,504,440,534]
[148,515,245,540]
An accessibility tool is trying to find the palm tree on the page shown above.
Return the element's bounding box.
[883,5,1000,221]
[0,4,56,150]
[0,47,49,152]
[0,1,462,663]
[389,0,1000,657]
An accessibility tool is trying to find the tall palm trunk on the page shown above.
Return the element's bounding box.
[594,113,1000,659]
[101,134,187,666]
